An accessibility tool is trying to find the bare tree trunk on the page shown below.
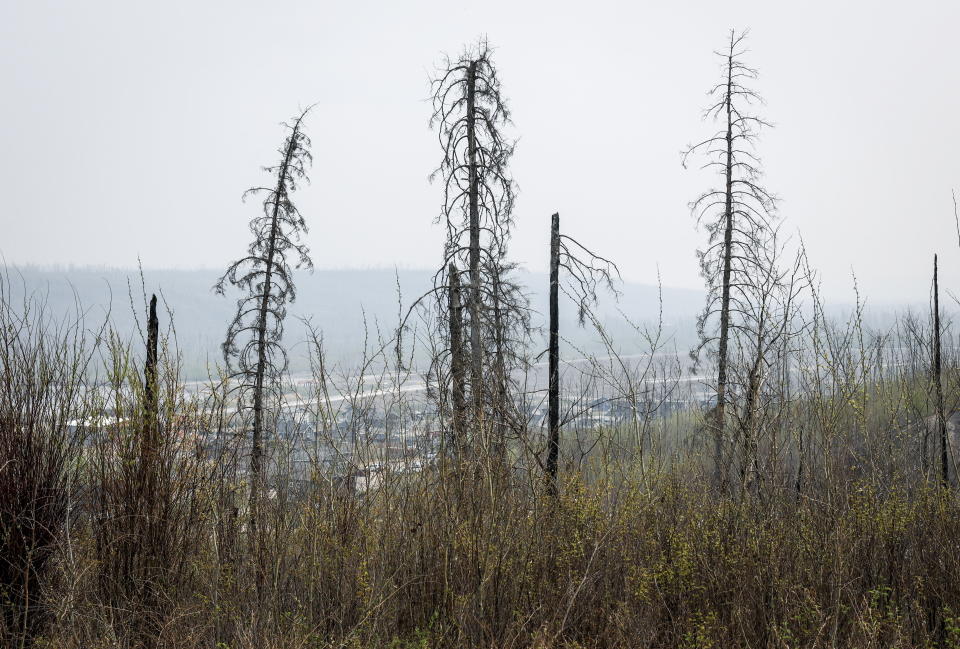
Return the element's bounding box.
[142,294,159,475]
[714,42,736,495]
[139,293,160,648]
[466,61,483,435]
[141,294,160,528]
[547,212,560,493]
[448,264,466,454]
[934,253,948,487]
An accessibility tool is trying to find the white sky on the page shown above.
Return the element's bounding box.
[1,0,958,302]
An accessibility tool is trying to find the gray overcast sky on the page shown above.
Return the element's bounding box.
[1,0,958,302]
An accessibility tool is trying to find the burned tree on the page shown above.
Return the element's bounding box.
[547,216,560,490]
[933,253,948,487]
[215,108,314,530]
[136,294,161,641]
[140,294,159,485]
[430,40,525,450]
[546,212,619,492]
[683,30,777,492]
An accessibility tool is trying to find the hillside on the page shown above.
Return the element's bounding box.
[5,265,706,376]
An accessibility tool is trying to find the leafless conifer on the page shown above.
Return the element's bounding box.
[683,29,777,492]
[430,40,524,450]
[214,107,314,561]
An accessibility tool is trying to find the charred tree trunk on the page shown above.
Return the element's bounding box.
[713,43,736,495]
[142,294,159,473]
[140,294,160,531]
[448,264,466,453]
[138,293,161,647]
[934,253,948,487]
[546,212,561,493]
[466,61,483,432]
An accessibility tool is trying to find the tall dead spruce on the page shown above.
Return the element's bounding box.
[215,108,313,536]
[430,41,526,454]
[684,30,778,492]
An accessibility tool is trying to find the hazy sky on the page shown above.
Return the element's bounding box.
[1,0,958,302]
